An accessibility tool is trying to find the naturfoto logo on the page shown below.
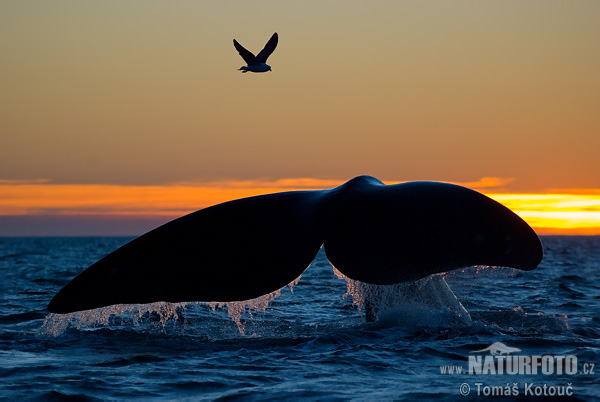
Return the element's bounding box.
[468,342,577,375]
[470,342,521,356]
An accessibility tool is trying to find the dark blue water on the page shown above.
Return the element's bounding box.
[1,236,598,400]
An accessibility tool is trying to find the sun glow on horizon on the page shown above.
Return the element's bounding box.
[489,194,600,235]
[1,179,599,235]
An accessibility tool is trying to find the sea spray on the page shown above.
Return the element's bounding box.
[332,266,472,326]
[40,275,302,337]
[40,302,187,337]
[208,290,282,335]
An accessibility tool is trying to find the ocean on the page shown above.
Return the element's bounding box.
[0,236,598,400]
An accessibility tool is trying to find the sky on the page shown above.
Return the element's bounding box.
[1,1,599,235]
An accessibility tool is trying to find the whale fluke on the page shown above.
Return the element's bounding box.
[323,177,542,285]
[47,176,543,314]
[47,191,326,314]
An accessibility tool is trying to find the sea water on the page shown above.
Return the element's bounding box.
[0,236,598,400]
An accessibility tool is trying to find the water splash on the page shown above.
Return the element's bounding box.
[332,266,472,326]
[209,275,303,335]
[482,306,570,333]
[40,302,187,337]
[40,275,302,337]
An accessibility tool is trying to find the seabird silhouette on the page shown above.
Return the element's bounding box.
[234,32,278,73]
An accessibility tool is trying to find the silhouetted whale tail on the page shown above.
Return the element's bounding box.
[47,176,542,314]
[323,176,542,284]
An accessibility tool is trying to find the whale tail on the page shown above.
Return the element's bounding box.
[323,178,542,285]
[48,176,543,314]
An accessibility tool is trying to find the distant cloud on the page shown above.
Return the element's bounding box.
[171,178,345,189]
[0,179,50,185]
[1,178,599,235]
[0,179,345,216]
[489,193,600,235]
[384,177,515,190]
[453,177,515,190]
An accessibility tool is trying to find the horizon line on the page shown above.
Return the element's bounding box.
[1,178,599,236]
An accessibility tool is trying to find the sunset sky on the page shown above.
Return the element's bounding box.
[1,1,599,236]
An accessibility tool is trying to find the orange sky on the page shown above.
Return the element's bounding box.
[1,178,599,236]
[1,1,599,235]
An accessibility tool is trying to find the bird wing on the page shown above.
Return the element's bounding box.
[233,39,258,65]
[256,33,278,63]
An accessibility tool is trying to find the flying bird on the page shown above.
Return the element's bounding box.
[233,32,278,73]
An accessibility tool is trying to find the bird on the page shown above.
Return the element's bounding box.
[233,32,278,73]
